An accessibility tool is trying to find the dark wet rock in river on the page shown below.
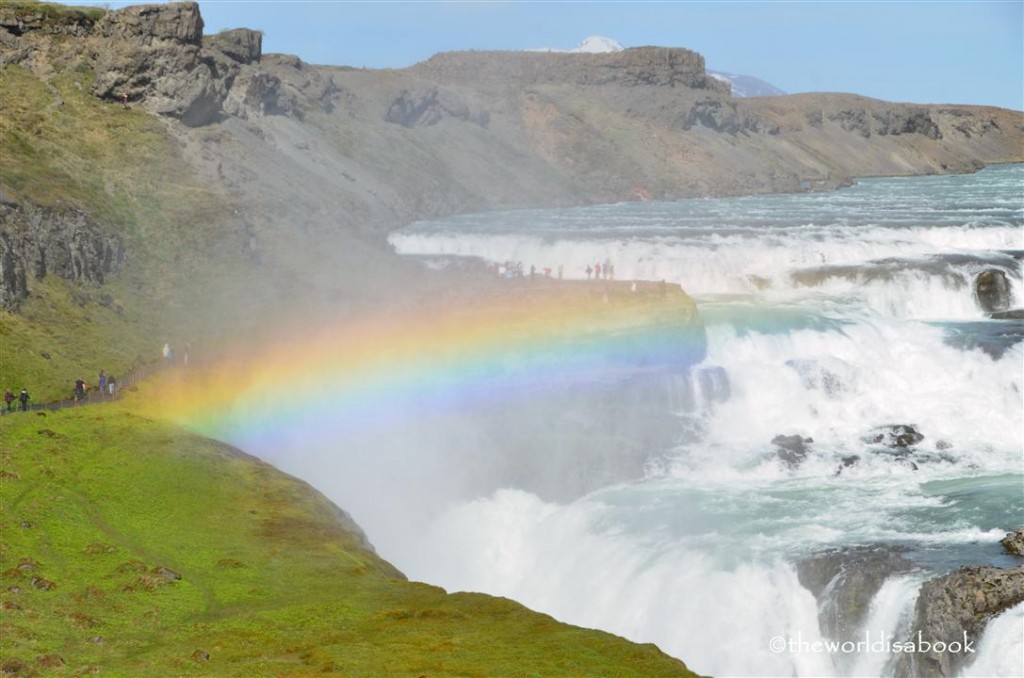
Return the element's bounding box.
[796,545,915,643]
[894,565,1024,678]
[1001,528,1024,556]
[862,424,924,449]
[834,455,860,476]
[771,434,813,468]
[974,269,1012,314]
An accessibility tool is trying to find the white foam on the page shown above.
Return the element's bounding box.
[849,575,921,677]
[390,223,1022,320]
[384,488,835,677]
[961,603,1024,677]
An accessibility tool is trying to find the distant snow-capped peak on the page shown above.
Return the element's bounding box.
[529,36,624,53]
[570,36,624,53]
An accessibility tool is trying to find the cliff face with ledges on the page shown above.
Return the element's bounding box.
[0,197,124,310]
[1,1,1022,320]
[410,47,727,92]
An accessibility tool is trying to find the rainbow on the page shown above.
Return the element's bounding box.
[143,282,707,446]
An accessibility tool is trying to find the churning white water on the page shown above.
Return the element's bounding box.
[249,166,1024,676]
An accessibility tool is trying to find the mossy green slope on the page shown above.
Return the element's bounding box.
[0,61,261,402]
[0,404,695,677]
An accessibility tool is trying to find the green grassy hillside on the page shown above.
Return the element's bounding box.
[0,399,696,676]
[0,62,274,402]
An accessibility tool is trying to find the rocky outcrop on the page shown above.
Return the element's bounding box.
[815,106,943,139]
[89,4,224,126]
[796,546,916,642]
[0,2,277,127]
[680,97,775,134]
[385,87,489,128]
[205,27,261,65]
[1002,528,1024,556]
[772,434,813,468]
[0,3,103,38]
[974,269,1013,314]
[94,2,202,44]
[862,424,925,449]
[410,47,724,91]
[0,200,124,310]
[894,565,1024,678]
[873,108,942,139]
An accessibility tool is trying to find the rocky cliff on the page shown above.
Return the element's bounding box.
[410,47,727,92]
[0,195,124,309]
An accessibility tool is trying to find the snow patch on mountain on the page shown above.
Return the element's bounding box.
[529,35,624,53]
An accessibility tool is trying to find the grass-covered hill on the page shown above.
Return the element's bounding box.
[0,396,696,676]
[0,58,244,402]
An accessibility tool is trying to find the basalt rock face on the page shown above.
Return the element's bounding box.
[385,86,489,128]
[894,565,1024,678]
[89,5,264,125]
[796,546,915,643]
[1,2,274,126]
[0,200,124,310]
[410,47,725,92]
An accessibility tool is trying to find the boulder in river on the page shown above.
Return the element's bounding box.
[974,269,1012,314]
[772,434,812,468]
[1001,528,1024,557]
[862,424,924,449]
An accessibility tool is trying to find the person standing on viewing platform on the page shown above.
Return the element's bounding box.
[163,342,173,364]
[4,389,14,412]
[108,376,117,397]
[98,370,107,395]
[19,388,30,411]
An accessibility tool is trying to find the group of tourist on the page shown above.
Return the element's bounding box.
[3,388,31,412]
[585,259,615,281]
[494,259,627,282]
[163,342,189,365]
[73,370,118,402]
[4,341,191,416]
[3,369,118,415]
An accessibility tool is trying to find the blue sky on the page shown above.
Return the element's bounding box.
[93,1,1021,110]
